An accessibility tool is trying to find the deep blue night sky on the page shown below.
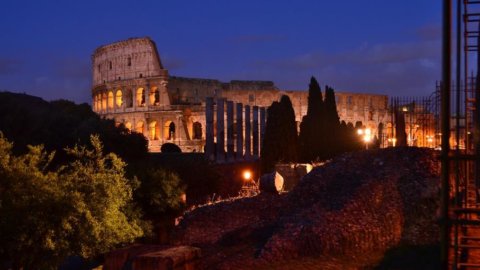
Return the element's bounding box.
[0,0,441,104]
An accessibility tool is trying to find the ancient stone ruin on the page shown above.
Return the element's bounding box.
[105,147,440,269]
[91,37,390,154]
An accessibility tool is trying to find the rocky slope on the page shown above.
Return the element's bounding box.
[174,147,440,269]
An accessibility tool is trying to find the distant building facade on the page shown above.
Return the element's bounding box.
[92,37,389,153]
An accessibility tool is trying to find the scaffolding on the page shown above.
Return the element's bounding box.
[442,0,480,269]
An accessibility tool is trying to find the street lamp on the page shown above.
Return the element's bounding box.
[357,127,372,149]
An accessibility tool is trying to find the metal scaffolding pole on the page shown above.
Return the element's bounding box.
[441,0,452,269]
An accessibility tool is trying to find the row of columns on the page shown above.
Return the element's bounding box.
[205,97,266,163]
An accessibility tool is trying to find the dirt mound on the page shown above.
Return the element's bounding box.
[175,147,440,269]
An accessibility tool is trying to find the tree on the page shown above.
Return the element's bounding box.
[135,168,185,217]
[323,85,341,157]
[260,95,298,173]
[299,77,324,162]
[0,134,144,269]
[395,110,407,146]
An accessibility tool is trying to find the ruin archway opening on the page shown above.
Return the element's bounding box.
[116,90,123,108]
[135,121,144,135]
[136,87,145,107]
[149,87,160,106]
[108,91,114,109]
[125,122,132,131]
[193,122,202,140]
[149,121,159,140]
[102,93,107,111]
[164,121,176,140]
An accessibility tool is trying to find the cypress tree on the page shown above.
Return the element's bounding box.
[299,77,324,162]
[260,95,299,174]
[323,85,340,158]
[261,101,282,173]
[279,95,298,162]
[395,110,407,146]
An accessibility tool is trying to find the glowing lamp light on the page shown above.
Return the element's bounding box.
[243,170,252,181]
[357,129,364,135]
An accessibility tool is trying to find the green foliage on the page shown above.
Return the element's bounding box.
[0,134,144,269]
[261,95,298,173]
[135,168,186,217]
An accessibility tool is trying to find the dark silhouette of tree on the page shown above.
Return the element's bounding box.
[299,77,324,162]
[279,95,298,162]
[260,95,298,173]
[323,85,341,157]
[395,110,407,146]
[161,143,182,153]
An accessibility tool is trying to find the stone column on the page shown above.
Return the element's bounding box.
[236,103,243,160]
[145,86,151,108]
[244,105,251,160]
[216,98,225,163]
[205,97,214,161]
[227,101,234,162]
[252,106,259,159]
[260,107,266,156]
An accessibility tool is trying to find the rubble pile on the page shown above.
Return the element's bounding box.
[175,147,440,269]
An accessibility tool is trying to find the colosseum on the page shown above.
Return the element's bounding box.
[91,37,390,155]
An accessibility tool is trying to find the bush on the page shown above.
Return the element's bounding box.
[161,143,182,153]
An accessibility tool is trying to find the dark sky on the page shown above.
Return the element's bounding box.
[0,0,441,104]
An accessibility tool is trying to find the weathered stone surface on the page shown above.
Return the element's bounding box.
[259,172,284,194]
[175,147,440,269]
[92,37,391,154]
[104,245,200,270]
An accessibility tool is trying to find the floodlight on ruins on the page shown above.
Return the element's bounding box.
[357,127,372,149]
[243,170,252,182]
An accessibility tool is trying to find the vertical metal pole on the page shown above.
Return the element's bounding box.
[475,21,480,203]
[454,0,462,267]
[441,0,452,269]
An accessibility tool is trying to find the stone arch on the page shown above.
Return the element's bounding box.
[125,121,132,131]
[164,121,176,140]
[107,91,114,109]
[193,122,202,140]
[102,93,107,111]
[136,87,145,106]
[135,121,144,135]
[149,86,160,106]
[115,90,123,108]
[93,95,98,111]
[149,121,159,140]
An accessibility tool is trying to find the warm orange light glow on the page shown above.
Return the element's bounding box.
[243,170,252,181]
[357,129,363,135]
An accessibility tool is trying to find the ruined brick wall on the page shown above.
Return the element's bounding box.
[92,37,166,86]
[91,37,392,153]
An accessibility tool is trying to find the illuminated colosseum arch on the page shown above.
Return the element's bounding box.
[125,121,132,131]
[149,86,160,106]
[107,91,114,109]
[101,93,107,111]
[115,90,123,108]
[135,121,144,135]
[149,121,159,140]
[193,122,202,140]
[136,87,145,106]
[164,121,176,140]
